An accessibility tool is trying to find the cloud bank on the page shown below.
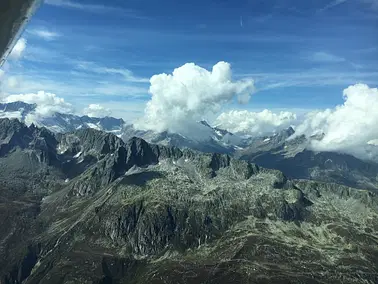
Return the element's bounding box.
[215,109,297,135]
[295,84,378,160]
[83,104,111,118]
[135,61,255,133]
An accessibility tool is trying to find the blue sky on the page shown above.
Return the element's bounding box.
[2,0,378,119]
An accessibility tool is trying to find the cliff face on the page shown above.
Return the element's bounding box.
[0,118,377,284]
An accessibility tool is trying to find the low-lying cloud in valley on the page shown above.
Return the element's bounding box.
[215,109,297,136]
[294,84,378,160]
[83,104,112,118]
[134,61,256,134]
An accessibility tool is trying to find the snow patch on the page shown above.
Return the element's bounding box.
[57,144,68,154]
[215,130,222,136]
[87,123,100,130]
[73,151,82,158]
[0,111,23,119]
[48,125,66,133]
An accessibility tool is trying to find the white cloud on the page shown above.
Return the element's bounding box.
[319,0,348,12]
[4,91,73,116]
[45,0,112,11]
[5,77,19,88]
[44,0,147,18]
[0,63,10,93]
[76,61,149,83]
[309,52,346,63]
[294,84,378,160]
[9,38,27,60]
[0,71,148,99]
[135,61,255,134]
[215,109,297,135]
[83,104,111,118]
[28,28,61,41]
[239,70,378,90]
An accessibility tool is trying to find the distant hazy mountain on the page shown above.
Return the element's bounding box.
[123,121,378,190]
[235,128,378,190]
[0,117,377,284]
[0,101,125,135]
[122,120,244,154]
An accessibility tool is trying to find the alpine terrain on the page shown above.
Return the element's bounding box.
[0,118,377,284]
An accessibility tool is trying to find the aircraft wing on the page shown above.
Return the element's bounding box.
[0,0,42,67]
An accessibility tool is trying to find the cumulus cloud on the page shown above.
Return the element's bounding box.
[9,38,27,60]
[294,84,378,160]
[135,61,255,134]
[215,109,297,135]
[83,104,111,118]
[4,91,73,116]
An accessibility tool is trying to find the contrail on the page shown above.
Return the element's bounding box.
[240,16,243,27]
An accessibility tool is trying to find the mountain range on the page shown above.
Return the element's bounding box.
[0,101,125,135]
[1,101,378,191]
[0,117,377,283]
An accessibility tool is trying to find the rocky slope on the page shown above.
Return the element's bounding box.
[0,118,377,284]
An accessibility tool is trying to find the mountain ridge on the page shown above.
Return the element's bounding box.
[1,100,378,191]
[0,118,377,283]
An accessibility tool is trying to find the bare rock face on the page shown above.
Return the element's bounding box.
[0,118,377,284]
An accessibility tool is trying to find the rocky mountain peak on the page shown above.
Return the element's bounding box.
[0,101,37,113]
